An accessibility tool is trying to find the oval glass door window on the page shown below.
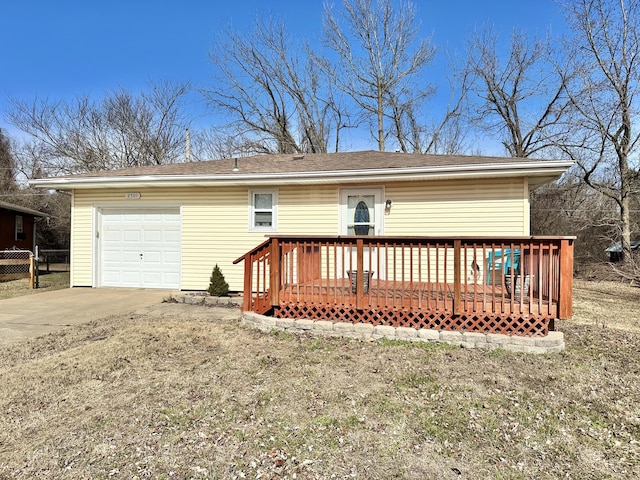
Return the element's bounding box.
[353,200,371,235]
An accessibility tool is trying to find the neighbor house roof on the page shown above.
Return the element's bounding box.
[0,200,47,218]
[605,240,640,253]
[29,150,573,189]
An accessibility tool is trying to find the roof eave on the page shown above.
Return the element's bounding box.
[29,161,573,189]
[0,201,48,217]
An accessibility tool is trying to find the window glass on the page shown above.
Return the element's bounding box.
[254,211,273,227]
[250,190,277,231]
[255,193,272,210]
[347,195,374,235]
[15,215,24,241]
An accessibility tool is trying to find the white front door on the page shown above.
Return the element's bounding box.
[98,208,181,289]
[339,188,384,236]
[339,188,384,279]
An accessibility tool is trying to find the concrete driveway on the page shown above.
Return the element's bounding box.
[0,288,174,345]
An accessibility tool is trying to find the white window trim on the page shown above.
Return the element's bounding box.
[249,189,278,232]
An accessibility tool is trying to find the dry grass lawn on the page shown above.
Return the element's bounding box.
[0,272,70,300]
[0,280,639,479]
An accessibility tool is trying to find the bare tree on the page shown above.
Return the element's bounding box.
[0,128,18,191]
[6,80,191,175]
[464,26,571,158]
[323,0,435,152]
[395,66,473,155]
[560,0,640,264]
[531,176,619,263]
[204,18,342,155]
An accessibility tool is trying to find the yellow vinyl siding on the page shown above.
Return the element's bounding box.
[384,178,528,236]
[278,186,338,235]
[70,191,93,287]
[70,177,529,291]
[71,185,343,291]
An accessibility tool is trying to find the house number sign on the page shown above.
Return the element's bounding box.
[125,192,141,199]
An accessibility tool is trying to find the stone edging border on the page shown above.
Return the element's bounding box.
[172,293,243,307]
[172,293,565,353]
[241,312,565,354]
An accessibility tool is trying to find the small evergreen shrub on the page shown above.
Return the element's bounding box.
[208,264,229,297]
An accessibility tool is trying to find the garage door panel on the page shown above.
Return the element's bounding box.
[164,251,181,264]
[123,230,142,242]
[142,213,163,223]
[164,272,180,285]
[143,230,164,243]
[142,272,162,287]
[122,250,143,263]
[100,208,181,289]
[102,271,120,284]
[102,230,122,242]
[122,214,142,223]
[163,230,181,243]
[102,250,122,262]
[143,251,162,263]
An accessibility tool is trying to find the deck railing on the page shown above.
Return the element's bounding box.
[234,236,574,336]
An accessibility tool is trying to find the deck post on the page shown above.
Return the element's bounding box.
[453,239,461,315]
[558,238,574,319]
[356,238,364,310]
[270,238,280,307]
[242,253,253,312]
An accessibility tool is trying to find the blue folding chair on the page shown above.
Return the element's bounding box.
[485,248,521,285]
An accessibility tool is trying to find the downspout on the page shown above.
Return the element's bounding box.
[32,216,38,253]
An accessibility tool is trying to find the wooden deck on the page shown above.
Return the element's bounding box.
[279,278,557,317]
[234,236,574,337]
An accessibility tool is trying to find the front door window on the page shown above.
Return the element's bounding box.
[340,188,383,236]
[350,195,375,235]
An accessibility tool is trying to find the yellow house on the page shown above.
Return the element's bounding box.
[30,151,572,292]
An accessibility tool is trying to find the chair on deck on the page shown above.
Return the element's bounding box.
[485,248,521,285]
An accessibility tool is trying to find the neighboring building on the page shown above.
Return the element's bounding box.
[0,201,47,252]
[605,239,640,262]
[30,151,572,291]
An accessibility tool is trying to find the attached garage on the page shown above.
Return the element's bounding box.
[97,208,181,289]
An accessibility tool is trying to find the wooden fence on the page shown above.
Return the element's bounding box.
[0,250,36,288]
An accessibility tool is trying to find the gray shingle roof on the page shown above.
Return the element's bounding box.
[46,150,566,179]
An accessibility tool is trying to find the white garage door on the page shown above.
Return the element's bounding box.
[99,208,181,289]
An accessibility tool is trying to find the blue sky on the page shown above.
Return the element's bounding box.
[0,0,566,148]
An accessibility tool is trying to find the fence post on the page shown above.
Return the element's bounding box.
[558,238,574,319]
[29,254,35,289]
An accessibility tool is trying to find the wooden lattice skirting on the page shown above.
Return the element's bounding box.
[273,303,551,337]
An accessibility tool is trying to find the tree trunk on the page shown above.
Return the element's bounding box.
[621,183,632,262]
[377,90,385,151]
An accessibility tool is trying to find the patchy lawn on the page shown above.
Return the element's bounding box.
[573,278,640,332]
[0,281,638,479]
[0,272,70,300]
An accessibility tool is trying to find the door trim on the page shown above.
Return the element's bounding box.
[338,187,385,235]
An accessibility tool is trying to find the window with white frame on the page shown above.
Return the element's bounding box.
[249,189,277,231]
[15,215,24,241]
